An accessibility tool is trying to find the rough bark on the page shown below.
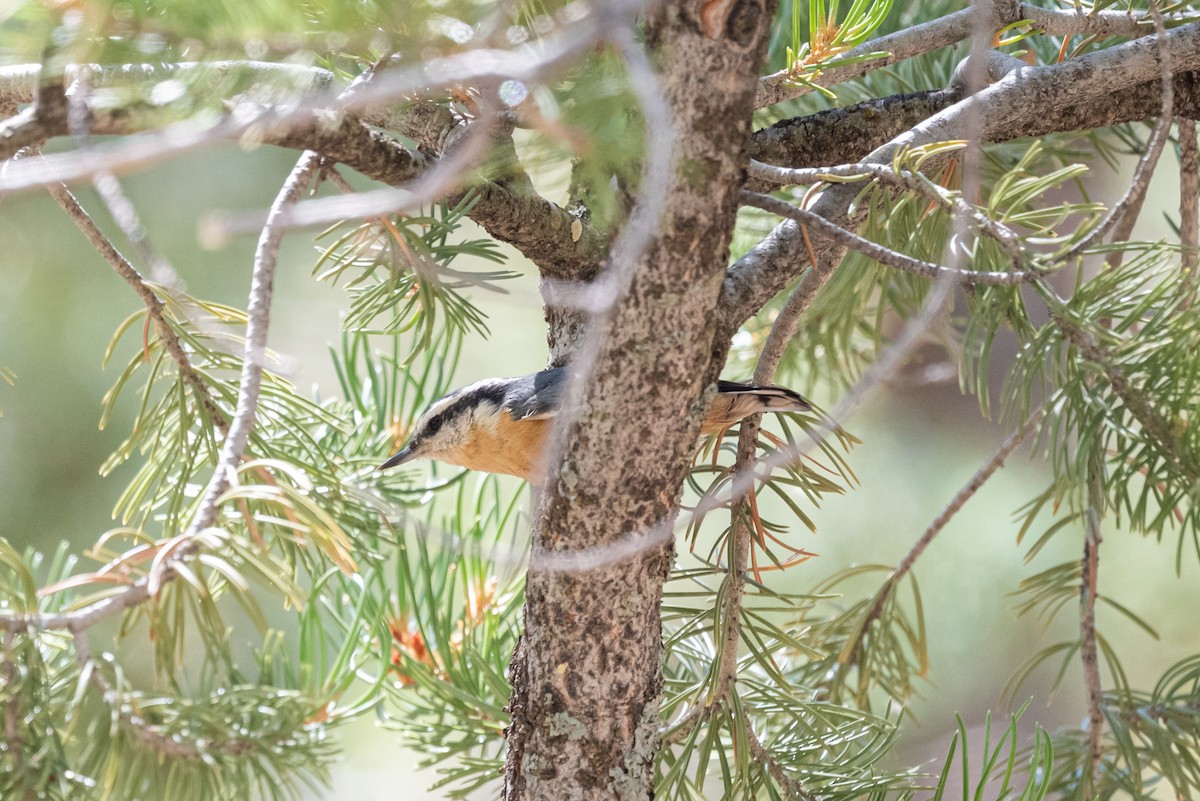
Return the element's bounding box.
[500,0,775,798]
[748,88,959,187]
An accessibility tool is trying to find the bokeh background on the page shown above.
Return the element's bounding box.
[1,135,1197,799]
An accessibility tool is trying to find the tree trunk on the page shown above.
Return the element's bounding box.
[502,1,775,798]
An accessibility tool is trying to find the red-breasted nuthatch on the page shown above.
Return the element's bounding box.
[378,366,810,482]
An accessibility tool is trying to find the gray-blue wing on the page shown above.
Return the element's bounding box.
[504,367,568,421]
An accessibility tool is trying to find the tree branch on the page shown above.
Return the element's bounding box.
[0,68,609,283]
[750,89,958,177]
[750,69,1200,189]
[749,158,1024,256]
[744,718,817,801]
[1081,457,1105,792]
[754,1,1177,109]
[1079,3,1175,267]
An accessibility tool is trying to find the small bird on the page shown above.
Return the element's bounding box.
[379,366,810,482]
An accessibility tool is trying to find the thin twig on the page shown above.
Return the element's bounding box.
[841,408,1044,669]
[66,67,180,286]
[747,159,1024,260]
[0,154,319,634]
[710,422,760,706]
[1069,2,1174,264]
[744,718,817,801]
[1081,457,1105,791]
[175,153,322,539]
[740,191,1038,286]
[21,83,222,428]
[46,181,229,432]
[1179,120,1199,306]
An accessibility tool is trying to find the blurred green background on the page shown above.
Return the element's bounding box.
[1,140,1197,799]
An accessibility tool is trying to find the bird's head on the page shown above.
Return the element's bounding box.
[378,379,509,471]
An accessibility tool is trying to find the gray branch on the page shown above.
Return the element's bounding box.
[741,191,1037,285]
[756,1,1185,108]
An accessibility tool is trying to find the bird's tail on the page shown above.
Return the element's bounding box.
[704,380,811,432]
[717,380,811,411]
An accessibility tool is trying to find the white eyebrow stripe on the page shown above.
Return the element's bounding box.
[415,378,511,427]
[418,393,462,423]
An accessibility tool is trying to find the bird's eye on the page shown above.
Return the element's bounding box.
[426,416,443,435]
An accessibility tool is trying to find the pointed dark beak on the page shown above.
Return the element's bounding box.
[378,444,418,471]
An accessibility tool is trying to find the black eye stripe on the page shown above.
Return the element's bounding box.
[418,382,508,440]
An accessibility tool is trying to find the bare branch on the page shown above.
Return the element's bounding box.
[752,70,1200,184]
[750,89,959,178]
[753,259,837,385]
[1081,459,1105,791]
[197,153,321,514]
[754,1,1180,109]
[46,182,229,432]
[748,158,1023,258]
[1072,4,1175,265]
[724,21,1200,334]
[842,409,1044,669]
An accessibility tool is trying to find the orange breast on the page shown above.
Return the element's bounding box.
[444,413,552,482]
